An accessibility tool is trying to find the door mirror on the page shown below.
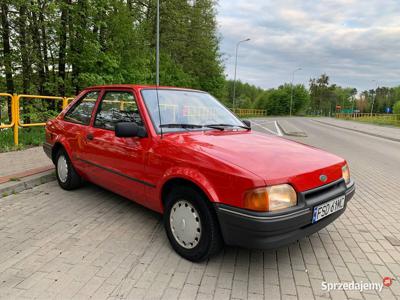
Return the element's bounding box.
[115,122,146,138]
[242,120,251,128]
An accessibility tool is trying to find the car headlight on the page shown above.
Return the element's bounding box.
[342,164,350,185]
[244,184,297,212]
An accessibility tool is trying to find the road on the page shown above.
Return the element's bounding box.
[0,117,399,300]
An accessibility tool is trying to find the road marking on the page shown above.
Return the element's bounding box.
[251,120,282,136]
[274,121,283,136]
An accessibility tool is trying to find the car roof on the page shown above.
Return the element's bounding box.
[85,84,203,93]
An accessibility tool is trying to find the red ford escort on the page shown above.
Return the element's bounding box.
[44,84,355,261]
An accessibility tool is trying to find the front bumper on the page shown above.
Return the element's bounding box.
[215,179,355,249]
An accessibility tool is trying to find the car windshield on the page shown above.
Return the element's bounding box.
[141,89,245,133]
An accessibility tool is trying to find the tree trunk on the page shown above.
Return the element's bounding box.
[1,2,15,121]
[58,0,69,96]
[30,1,46,95]
[18,4,31,94]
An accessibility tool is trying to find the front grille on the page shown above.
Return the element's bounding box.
[301,179,346,206]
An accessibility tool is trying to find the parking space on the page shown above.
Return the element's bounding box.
[0,117,399,299]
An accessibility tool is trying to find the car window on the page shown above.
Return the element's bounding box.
[94,91,144,130]
[64,91,99,125]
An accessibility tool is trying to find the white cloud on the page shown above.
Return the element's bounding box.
[217,0,400,91]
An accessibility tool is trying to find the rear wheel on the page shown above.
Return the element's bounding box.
[55,149,82,190]
[164,186,223,262]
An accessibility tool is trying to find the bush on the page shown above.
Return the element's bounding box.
[393,101,400,115]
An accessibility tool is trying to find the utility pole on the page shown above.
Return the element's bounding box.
[290,68,302,116]
[156,0,160,86]
[232,38,250,110]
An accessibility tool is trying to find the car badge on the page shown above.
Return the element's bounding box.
[319,174,328,182]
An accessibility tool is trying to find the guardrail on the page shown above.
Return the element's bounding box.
[231,108,267,117]
[1,94,73,146]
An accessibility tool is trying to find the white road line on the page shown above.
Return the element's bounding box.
[251,120,282,136]
[274,121,283,136]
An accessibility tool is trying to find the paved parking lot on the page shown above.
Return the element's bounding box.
[0,117,399,299]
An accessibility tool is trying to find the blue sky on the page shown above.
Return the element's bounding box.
[216,0,400,92]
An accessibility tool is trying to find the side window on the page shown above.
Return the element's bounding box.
[94,91,144,130]
[64,91,99,125]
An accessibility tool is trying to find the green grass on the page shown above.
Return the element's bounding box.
[338,116,400,127]
[0,127,46,152]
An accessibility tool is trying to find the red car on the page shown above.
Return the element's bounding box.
[44,84,355,261]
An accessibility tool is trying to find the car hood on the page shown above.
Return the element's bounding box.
[164,130,345,192]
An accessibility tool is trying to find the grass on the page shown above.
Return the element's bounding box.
[337,116,400,127]
[0,127,46,152]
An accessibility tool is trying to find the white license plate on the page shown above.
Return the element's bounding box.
[312,195,345,223]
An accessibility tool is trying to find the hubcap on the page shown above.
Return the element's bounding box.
[169,200,201,249]
[57,155,68,183]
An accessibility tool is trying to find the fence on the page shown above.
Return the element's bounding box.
[1,94,267,146]
[336,113,400,126]
[231,108,266,117]
[0,94,73,146]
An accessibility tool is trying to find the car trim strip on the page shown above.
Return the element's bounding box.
[77,158,156,188]
[217,206,311,220]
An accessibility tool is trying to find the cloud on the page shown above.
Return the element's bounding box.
[217,0,400,91]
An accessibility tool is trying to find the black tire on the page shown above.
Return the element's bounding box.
[163,186,223,262]
[55,148,82,190]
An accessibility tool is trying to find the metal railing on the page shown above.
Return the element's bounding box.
[1,94,72,145]
[231,108,267,117]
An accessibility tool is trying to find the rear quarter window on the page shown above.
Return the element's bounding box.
[64,91,99,125]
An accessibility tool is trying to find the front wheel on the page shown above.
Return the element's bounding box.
[55,148,82,190]
[164,186,223,262]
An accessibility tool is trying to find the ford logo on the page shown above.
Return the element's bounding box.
[319,174,328,182]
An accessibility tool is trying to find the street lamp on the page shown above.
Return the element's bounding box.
[232,38,250,109]
[371,80,378,115]
[290,67,302,116]
[156,0,160,86]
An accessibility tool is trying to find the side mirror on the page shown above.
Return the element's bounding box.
[242,120,251,128]
[115,122,147,138]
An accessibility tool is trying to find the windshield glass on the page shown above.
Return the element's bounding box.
[141,89,244,133]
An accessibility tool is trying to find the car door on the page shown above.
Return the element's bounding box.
[62,90,100,173]
[79,89,151,205]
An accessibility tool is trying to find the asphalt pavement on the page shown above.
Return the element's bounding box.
[0,117,399,300]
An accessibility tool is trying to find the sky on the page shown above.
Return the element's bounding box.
[217,0,400,92]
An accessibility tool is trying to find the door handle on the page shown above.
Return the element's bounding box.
[86,133,94,140]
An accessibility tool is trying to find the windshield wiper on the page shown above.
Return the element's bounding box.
[204,123,250,130]
[159,123,203,129]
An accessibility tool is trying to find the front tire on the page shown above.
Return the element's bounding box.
[164,186,223,262]
[55,148,82,190]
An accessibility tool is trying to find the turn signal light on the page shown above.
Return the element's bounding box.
[244,184,297,212]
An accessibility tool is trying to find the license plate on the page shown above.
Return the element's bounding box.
[312,195,345,223]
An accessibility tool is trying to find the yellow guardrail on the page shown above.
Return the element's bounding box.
[1,94,73,146]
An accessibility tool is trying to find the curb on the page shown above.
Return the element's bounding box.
[311,119,400,143]
[276,120,307,137]
[0,169,56,199]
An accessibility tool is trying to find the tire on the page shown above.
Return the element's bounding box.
[164,186,223,262]
[55,148,82,190]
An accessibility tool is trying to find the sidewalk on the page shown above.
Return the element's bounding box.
[0,147,54,194]
[312,117,400,142]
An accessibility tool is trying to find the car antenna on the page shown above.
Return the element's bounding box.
[155,0,163,139]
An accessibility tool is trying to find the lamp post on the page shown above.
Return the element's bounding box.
[232,38,250,110]
[156,0,160,86]
[290,67,302,116]
[371,80,378,115]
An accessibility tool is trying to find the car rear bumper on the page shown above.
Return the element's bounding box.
[215,179,355,249]
[43,142,52,160]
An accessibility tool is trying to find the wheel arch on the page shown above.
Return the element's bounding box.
[160,175,219,212]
